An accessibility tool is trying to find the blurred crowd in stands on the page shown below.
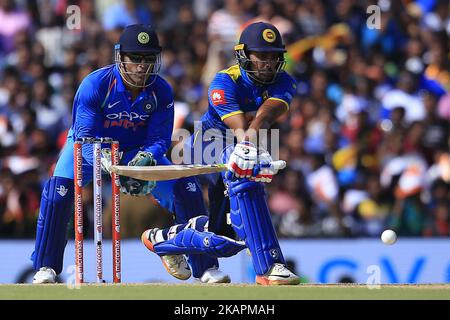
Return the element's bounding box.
[0,0,449,239]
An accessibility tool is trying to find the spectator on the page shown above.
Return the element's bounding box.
[102,0,152,31]
[270,170,319,238]
[381,71,426,124]
[0,0,31,55]
[202,0,248,85]
[242,0,295,39]
[423,200,450,237]
[30,78,70,136]
[0,1,448,240]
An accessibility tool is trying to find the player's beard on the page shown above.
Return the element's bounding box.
[255,68,276,82]
[246,59,285,85]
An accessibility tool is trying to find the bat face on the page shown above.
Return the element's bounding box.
[110,161,285,182]
[110,164,228,181]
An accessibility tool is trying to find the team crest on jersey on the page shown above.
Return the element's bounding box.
[142,102,156,114]
[211,89,226,105]
[142,93,157,114]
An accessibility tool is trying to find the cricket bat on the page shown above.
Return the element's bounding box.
[110,160,286,181]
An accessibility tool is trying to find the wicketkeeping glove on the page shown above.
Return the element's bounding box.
[101,148,125,174]
[100,148,117,174]
[119,151,157,196]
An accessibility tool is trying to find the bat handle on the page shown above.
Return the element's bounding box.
[252,160,287,176]
[226,160,287,180]
[270,160,286,171]
[259,160,287,170]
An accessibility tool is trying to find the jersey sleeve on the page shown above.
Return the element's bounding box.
[267,72,297,109]
[142,80,174,159]
[71,76,103,139]
[208,73,243,121]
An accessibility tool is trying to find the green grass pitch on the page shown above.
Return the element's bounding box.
[1,283,449,300]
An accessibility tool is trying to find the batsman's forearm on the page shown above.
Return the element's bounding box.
[247,113,277,132]
[248,100,286,131]
[245,103,286,147]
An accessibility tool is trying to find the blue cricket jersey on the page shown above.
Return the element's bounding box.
[188,64,296,176]
[69,64,174,159]
[199,64,297,136]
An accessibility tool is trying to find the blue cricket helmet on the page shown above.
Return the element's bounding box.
[117,24,162,54]
[236,22,286,53]
[114,24,162,88]
[234,22,286,85]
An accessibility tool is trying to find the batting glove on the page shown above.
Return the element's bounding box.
[227,142,258,179]
[250,149,279,183]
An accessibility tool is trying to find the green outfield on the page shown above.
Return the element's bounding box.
[0,283,449,300]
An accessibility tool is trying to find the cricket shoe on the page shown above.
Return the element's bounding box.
[256,263,300,285]
[141,228,191,280]
[32,267,57,284]
[197,267,231,284]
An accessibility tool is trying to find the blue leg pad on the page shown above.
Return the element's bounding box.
[31,176,74,274]
[173,178,218,278]
[154,228,246,257]
[227,179,285,275]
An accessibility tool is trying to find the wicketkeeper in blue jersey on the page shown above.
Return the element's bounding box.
[31,24,209,283]
[141,22,300,285]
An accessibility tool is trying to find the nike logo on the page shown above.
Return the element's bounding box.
[107,101,120,109]
[270,274,291,278]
